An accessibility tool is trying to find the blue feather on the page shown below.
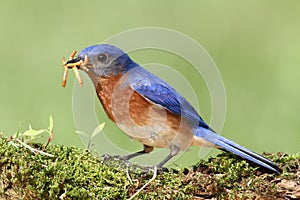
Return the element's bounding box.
[196,127,281,173]
[128,66,209,129]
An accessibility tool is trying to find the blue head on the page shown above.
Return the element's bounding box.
[69,44,137,76]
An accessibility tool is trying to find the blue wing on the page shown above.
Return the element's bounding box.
[128,67,209,129]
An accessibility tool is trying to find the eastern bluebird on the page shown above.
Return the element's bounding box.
[62,44,280,173]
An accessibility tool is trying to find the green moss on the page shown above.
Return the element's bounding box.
[0,137,130,199]
[0,136,299,199]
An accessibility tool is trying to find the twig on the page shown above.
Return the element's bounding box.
[126,166,133,184]
[16,139,54,157]
[127,166,157,200]
[43,129,54,150]
[59,188,67,199]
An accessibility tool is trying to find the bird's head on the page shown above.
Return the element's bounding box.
[65,44,136,76]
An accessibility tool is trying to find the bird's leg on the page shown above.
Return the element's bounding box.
[157,145,180,168]
[124,144,154,160]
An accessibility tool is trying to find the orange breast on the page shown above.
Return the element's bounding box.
[95,74,122,122]
[94,73,181,127]
[92,73,195,149]
[93,73,153,125]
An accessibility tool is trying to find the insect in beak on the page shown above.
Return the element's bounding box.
[61,51,89,87]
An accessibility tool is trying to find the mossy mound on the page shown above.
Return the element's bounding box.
[0,136,299,199]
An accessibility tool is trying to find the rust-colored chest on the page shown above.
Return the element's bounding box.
[92,73,195,149]
[95,74,153,125]
[95,74,122,121]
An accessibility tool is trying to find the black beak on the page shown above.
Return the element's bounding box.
[65,57,82,65]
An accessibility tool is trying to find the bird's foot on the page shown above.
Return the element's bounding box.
[102,154,129,167]
[101,154,179,176]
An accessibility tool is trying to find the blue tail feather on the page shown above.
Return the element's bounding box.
[196,128,281,173]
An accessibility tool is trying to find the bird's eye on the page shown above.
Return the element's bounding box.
[98,53,108,63]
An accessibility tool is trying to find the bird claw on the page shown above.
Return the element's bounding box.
[61,51,89,87]
[101,154,178,175]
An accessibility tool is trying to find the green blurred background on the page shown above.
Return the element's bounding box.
[0,1,299,164]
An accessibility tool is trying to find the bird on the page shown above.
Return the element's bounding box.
[62,44,281,173]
